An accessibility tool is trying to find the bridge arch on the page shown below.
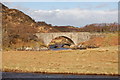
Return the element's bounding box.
[48,36,75,46]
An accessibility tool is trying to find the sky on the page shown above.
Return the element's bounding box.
[2,2,118,27]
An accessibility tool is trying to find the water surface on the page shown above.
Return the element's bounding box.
[2,72,119,78]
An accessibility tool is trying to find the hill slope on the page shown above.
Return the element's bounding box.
[79,23,118,32]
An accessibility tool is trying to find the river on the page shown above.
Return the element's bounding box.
[1,72,119,79]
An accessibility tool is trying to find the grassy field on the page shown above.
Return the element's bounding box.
[2,46,118,75]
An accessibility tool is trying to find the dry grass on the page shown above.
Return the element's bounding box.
[2,46,119,75]
[82,32,118,47]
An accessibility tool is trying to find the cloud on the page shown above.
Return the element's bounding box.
[26,8,117,27]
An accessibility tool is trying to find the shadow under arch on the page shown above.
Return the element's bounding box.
[48,36,75,46]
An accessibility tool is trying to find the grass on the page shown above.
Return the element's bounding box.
[2,46,119,75]
[82,32,118,47]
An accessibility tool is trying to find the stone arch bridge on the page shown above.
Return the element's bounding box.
[36,32,104,46]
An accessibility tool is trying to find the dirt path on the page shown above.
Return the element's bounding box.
[2,46,119,75]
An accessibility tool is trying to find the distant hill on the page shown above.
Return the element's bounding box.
[52,23,118,32]
[53,26,80,32]
[53,23,118,32]
[79,23,118,32]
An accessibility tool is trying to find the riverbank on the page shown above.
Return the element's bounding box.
[2,46,119,75]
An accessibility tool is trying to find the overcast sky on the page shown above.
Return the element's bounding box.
[2,2,118,27]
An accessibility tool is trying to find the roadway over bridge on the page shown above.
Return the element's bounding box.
[36,32,104,46]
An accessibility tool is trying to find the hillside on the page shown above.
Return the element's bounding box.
[53,26,80,32]
[52,23,118,32]
[2,3,37,49]
[37,21,60,33]
[78,32,118,48]
[2,3,55,50]
[79,23,118,32]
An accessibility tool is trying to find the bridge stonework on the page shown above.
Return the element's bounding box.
[36,32,104,46]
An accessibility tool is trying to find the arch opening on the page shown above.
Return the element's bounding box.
[48,36,75,49]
